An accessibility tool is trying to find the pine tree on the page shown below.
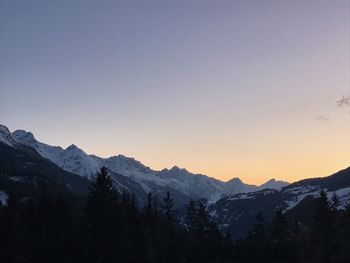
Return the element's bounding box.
[331,193,340,212]
[312,190,334,263]
[184,200,224,262]
[143,191,156,225]
[271,208,289,242]
[244,213,270,263]
[161,191,176,223]
[143,191,160,262]
[83,167,122,263]
[248,212,267,242]
[155,192,180,263]
[333,204,350,262]
[0,194,24,263]
[185,199,197,232]
[270,208,297,263]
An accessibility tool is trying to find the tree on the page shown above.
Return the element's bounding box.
[331,193,340,212]
[0,194,25,263]
[83,167,123,263]
[157,192,180,263]
[143,191,156,226]
[333,204,350,262]
[270,208,297,263]
[142,192,160,262]
[184,200,224,262]
[244,213,270,263]
[248,212,267,242]
[312,190,335,263]
[161,191,176,223]
[271,208,290,242]
[185,199,197,232]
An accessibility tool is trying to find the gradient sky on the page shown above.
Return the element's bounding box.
[1,0,349,184]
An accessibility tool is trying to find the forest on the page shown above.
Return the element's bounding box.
[1,167,350,263]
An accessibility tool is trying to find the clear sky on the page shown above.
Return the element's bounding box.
[1,0,349,184]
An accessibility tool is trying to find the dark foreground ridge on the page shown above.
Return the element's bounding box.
[1,167,350,263]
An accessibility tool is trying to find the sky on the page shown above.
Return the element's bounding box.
[0,0,349,184]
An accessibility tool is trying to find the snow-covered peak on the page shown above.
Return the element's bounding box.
[160,165,190,176]
[102,154,153,176]
[56,145,101,179]
[225,177,256,194]
[12,128,100,179]
[170,165,190,173]
[66,144,78,150]
[7,124,292,201]
[0,124,19,147]
[226,177,243,185]
[14,129,64,163]
[170,165,184,171]
[65,144,86,155]
[13,130,36,142]
[259,178,289,190]
[13,129,40,150]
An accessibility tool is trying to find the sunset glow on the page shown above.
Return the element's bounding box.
[1,0,349,184]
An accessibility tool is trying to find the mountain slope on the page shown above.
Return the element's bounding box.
[0,141,91,200]
[13,130,101,179]
[0,124,19,147]
[207,166,350,237]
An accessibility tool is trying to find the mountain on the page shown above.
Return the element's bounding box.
[0,139,91,203]
[13,130,100,179]
[258,178,289,190]
[207,166,350,237]
[1,124,288,206]
[1,123,349,238]
[0,125,19,147]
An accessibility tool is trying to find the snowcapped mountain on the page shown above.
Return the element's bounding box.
[2,123,349,236]
[0,124,19,147]
[157,166,229,200]
[225,177,257,193]
[0,135,92,201]
[2,124,288,203]
[258,178,289,190]
[13,130,100,179]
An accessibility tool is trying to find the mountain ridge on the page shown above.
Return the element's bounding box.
[1,124,288,202]
[207,166,350,237]
[1,123,350,237]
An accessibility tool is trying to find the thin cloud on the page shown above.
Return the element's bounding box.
[336,96,350,107]
[316,116,330,122]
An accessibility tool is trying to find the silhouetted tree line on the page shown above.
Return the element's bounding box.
[1,167,350,263]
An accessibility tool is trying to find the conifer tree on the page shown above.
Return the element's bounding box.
[83,167,122,263]
[271,208,289,242]
[0,194,24,263]
[185,199,197,232]
[144,191,156,225]
[312,190,334,263]
[161,191,176,223]
[331,193,340,212]
[248,212,267,242]
[270,208,297,263]
[244,213,270,263]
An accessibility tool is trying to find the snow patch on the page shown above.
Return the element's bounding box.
[284,187,350,210]
[0,190,8,205]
